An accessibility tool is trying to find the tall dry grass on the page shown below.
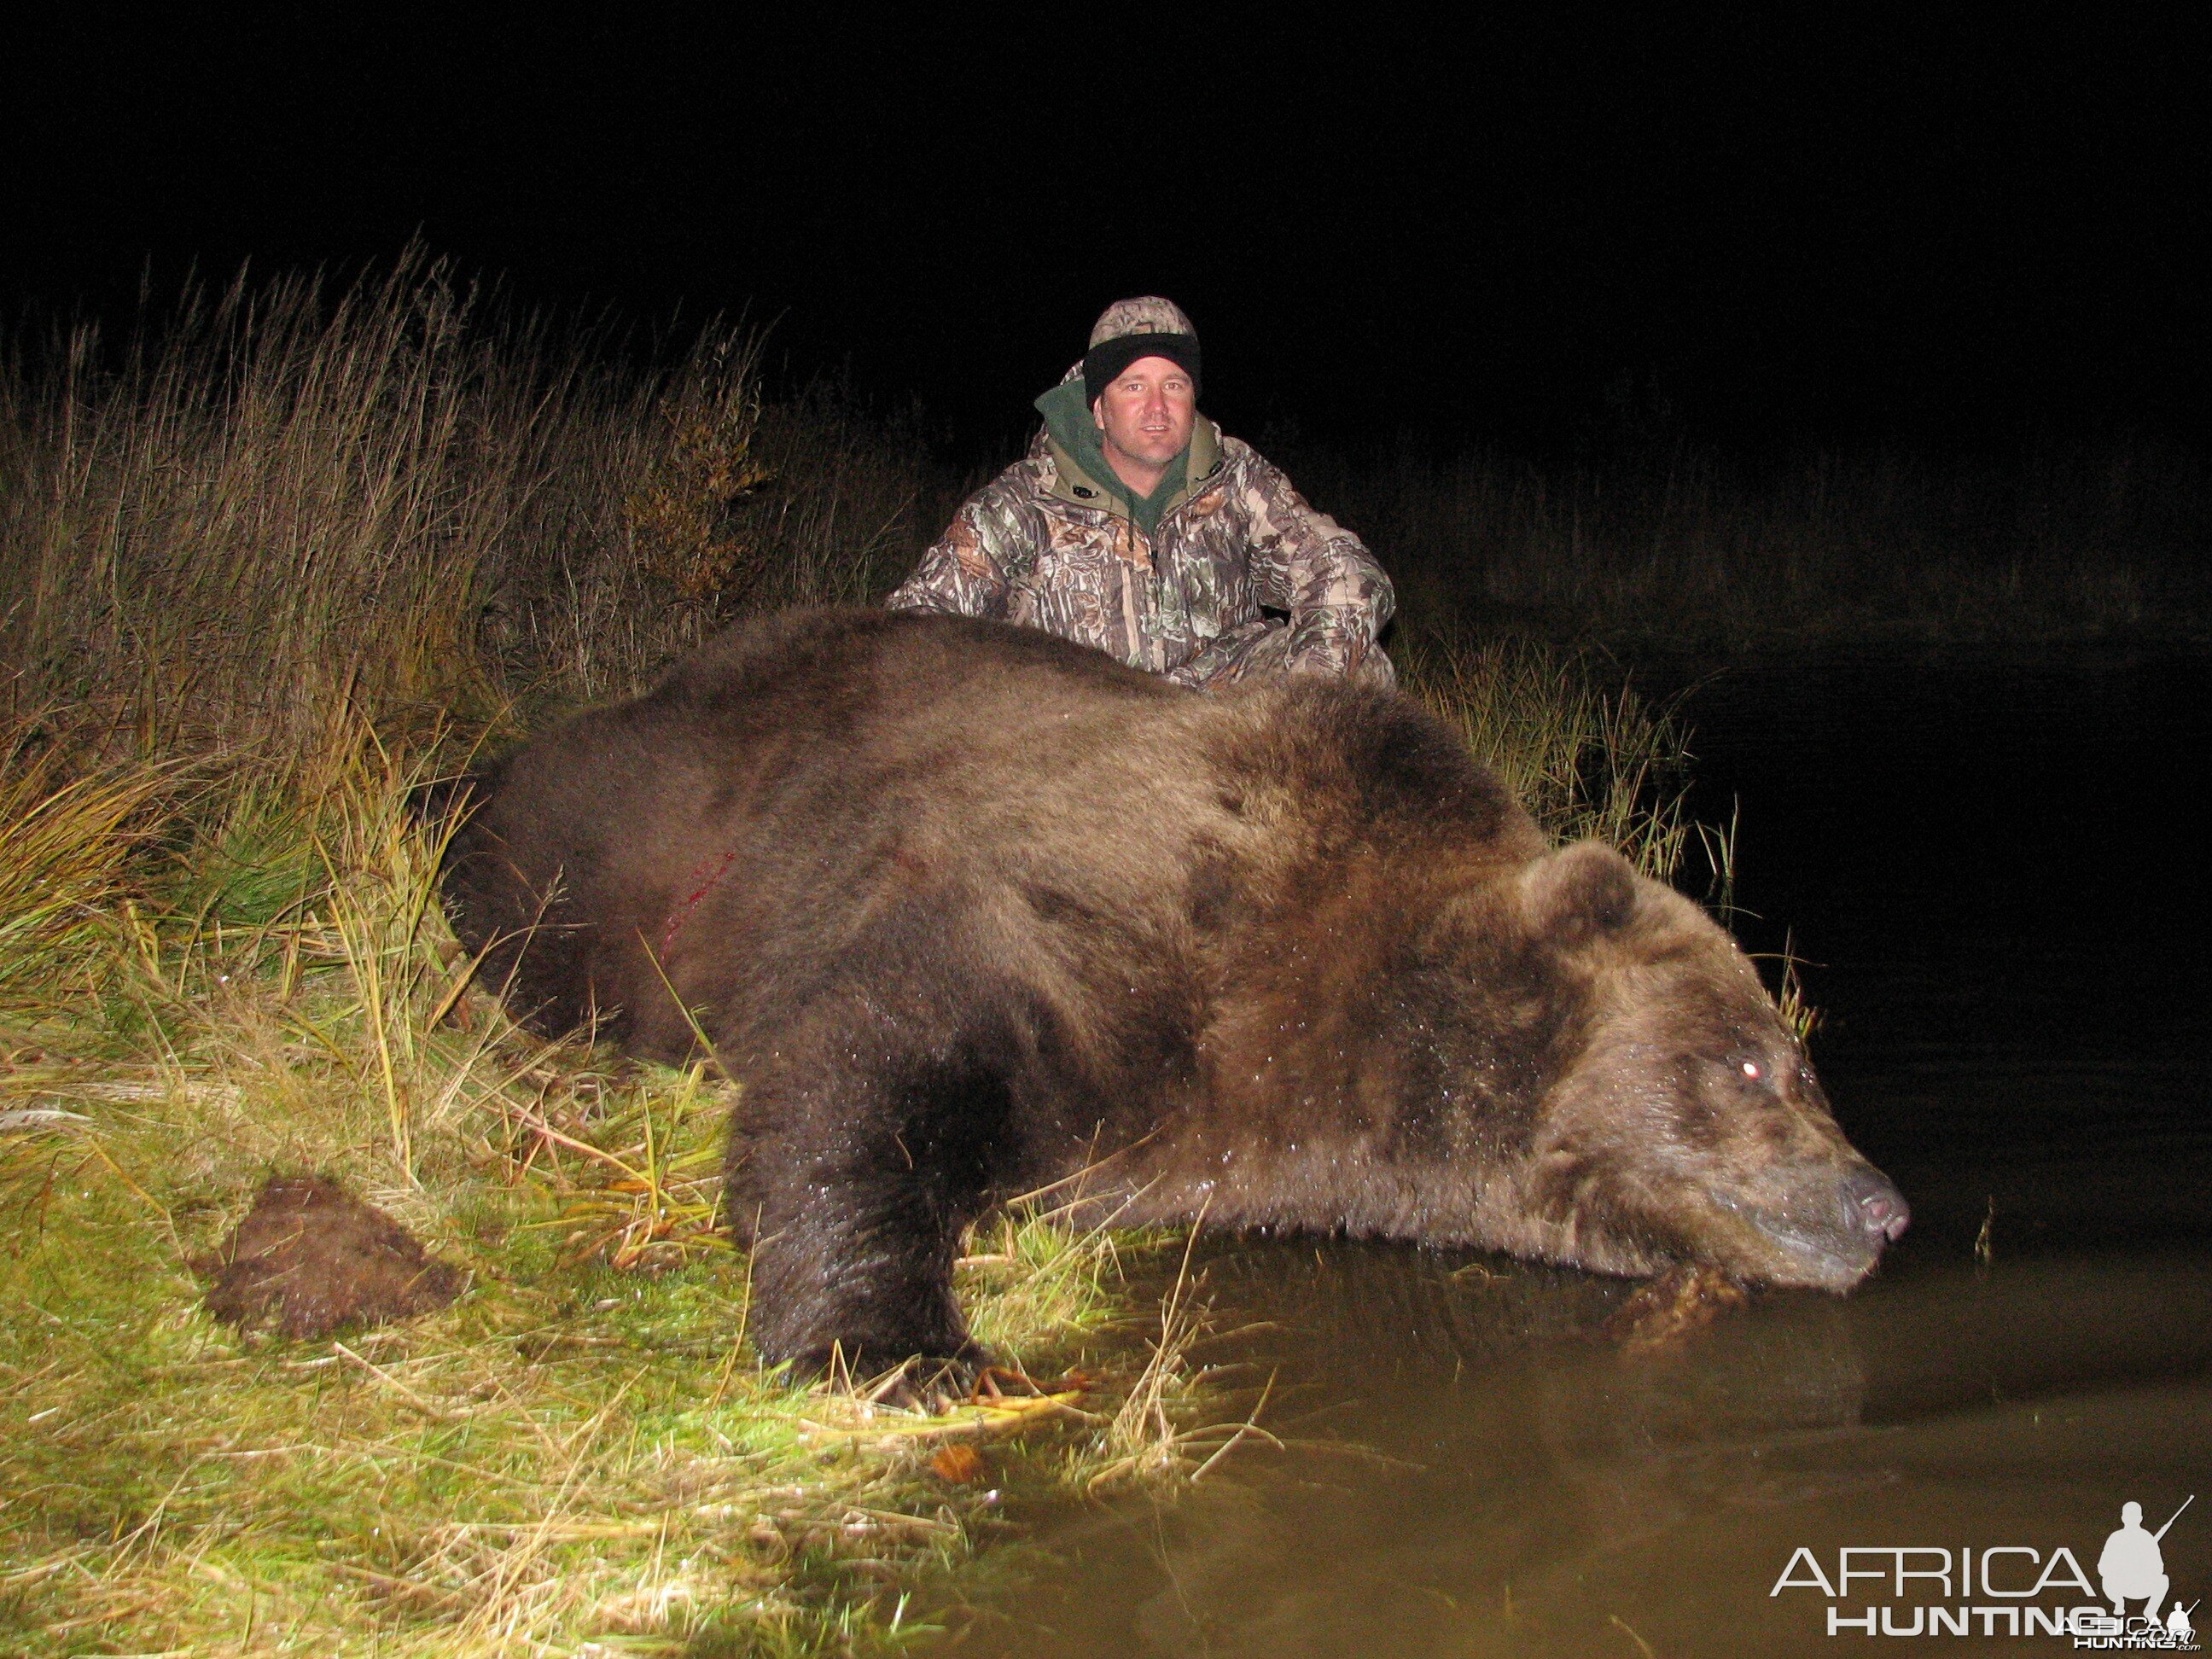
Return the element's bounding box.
[1398,637,1697,883]
[0,246,940,768]
[0,732,178,1012]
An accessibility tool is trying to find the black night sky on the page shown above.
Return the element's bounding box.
[7,13,2203,456]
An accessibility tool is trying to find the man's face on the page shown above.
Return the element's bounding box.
[1091,354,1196,474]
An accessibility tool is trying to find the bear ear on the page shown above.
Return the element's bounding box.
[1522,841,1640,946]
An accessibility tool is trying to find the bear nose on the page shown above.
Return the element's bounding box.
[1842,1167,1910,1242]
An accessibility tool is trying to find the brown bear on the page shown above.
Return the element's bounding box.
[431,608,1906,1377]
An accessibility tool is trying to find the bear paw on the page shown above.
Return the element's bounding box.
[789,1340,998,1412]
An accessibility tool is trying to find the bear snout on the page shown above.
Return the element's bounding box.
[1842,1164,1910,1242]
[1726,1159,1909,1289]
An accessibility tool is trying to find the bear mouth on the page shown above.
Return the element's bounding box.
[1735,1209,1889,1289]
[1690,1194,1902,1301]
[1696,1173,1906,1290]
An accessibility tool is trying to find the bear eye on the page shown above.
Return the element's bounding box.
[1740,1059,1765,1081]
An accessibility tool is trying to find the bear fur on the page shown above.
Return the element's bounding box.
[197,1175,465,1339]
[433,608,1906,1375]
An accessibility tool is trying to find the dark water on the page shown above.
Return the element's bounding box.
[932,651,2212,1656]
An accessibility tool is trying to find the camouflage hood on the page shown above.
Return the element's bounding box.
[1033,374,1214,538]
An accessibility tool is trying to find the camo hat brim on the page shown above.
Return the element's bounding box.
[1082,296,1201,407]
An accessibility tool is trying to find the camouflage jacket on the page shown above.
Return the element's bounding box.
[887,410,1394,689]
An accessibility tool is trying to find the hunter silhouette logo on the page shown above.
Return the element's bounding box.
[1770,1493,2198,1643]
[2101,1498,2190,1623]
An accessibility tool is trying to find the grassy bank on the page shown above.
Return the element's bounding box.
[0,259,1707,1654]
[0,725,1208,1654]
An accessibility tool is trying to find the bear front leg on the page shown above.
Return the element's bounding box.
[729,1034,1010,1384]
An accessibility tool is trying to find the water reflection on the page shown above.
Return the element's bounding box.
[944,1249,2212,1656]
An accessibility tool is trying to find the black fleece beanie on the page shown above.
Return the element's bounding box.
[1082,333,1202,409]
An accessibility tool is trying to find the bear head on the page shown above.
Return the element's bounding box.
[1408,841,1907,1291]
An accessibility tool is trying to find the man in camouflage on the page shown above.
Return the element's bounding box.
[887,298,1394,687]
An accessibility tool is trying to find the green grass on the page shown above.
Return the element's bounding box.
[0,256,1721,1654]
[0,729,1195,1656]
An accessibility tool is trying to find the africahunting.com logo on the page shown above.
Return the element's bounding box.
[1772,1496,2197,1645]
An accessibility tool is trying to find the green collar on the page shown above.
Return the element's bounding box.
[1033,376,1222,537]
